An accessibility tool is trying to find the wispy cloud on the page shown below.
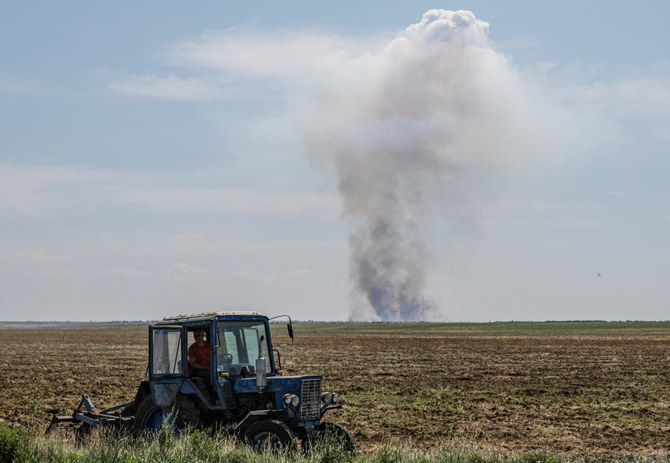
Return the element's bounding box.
[0,164,339,219]
[0,164,114,218]
[168,29,359,78]
[108,28,383,100]
[0,247,73,277]
[494,36,541,53]
[0,71,34,94]
[229,268,311,284]
[98,262,312,284]
[650,125,670,140]
[477,196,580,217]
[118,185,339,216]
[97,267,151,278]
[562,78,670,119]
[107,74,236,100]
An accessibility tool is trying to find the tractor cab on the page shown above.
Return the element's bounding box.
[148,312,284,409]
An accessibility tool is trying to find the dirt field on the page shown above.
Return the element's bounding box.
[1,321,670,458]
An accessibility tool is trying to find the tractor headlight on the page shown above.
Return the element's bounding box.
[331,393,339,404]
[321,392,333,405]
[283,394,300,408]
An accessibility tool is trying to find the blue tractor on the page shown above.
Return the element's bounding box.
[48,312,353,452]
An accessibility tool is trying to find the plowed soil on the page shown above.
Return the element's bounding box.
[1,322,670,458]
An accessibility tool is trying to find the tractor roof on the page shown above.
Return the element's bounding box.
[159,311,265,324]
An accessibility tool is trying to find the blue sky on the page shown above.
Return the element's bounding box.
[1,1,669,321]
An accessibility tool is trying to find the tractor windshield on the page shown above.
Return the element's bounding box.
[216,320,270,374]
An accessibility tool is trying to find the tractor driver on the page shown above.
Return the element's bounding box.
[188,330,212,372]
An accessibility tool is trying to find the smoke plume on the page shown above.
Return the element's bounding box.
[303,10,538,321]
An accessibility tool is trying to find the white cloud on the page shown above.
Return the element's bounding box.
[169,29,358,78]
[108,28,385,100]
[495,36,541,53]
[107,74,235,100]
[137,235,345,253]
[568,78,670,119]
[230,270,262,281]
[97,267,151,278]
[0,71,33,94]
[530,62,670,123]
[118,185,339,216]
[0,248,73,277]
[97,263,312,285]
[477,196,579,217]
[14,249,72,263]
[229,268,312,284]
[163,262,213,279]
[650,125,670,140]
[0,164,339,219]
[98,263,215,282]
[0,164,125,218]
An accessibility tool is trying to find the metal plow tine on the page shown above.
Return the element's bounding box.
[45,415,77,434]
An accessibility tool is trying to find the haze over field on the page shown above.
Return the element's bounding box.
[1,2,669,322]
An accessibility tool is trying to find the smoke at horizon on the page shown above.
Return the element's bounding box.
[303,10,546,321]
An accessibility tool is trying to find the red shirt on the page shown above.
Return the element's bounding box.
[188,342,211,367]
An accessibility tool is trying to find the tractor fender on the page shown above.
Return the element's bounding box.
[120,380,151,417]
[320,404,342,419]
[135,380,151,401]
[179,379,199,395]
[234,409,278,433]
[150,379,184,408]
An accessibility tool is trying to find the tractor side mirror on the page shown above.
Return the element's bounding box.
[269,314,294,346]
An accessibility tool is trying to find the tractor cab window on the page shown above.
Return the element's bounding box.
[216,320,270,375]
[151,328,184,376]
[187,326,212,373]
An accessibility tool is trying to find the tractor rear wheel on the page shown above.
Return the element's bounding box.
[243,419,296,453]
[174,395,201,430]
[132,397,176,434]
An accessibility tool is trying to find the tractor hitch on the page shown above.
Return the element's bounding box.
[46,394,134,436]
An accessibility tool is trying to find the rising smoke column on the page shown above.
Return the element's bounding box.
[304,10,535,321]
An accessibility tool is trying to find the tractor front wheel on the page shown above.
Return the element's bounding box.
[243,419,296,453]
[303,422,355,455]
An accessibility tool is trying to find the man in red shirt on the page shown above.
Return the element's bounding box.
[188,330,211,371]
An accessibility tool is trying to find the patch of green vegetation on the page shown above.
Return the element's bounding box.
[0,422,29,463]
[15,429,670,463]
[293,321,670,337]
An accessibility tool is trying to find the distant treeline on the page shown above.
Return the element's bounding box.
[0,320,155,329]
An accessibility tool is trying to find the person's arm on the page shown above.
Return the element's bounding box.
[187,345,200,368]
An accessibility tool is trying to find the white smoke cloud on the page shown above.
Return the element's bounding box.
[302,10,549,321]
[98,10,602,322]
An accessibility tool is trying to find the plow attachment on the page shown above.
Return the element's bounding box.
[46,394,134,437]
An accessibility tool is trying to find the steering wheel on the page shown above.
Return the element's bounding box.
[221,353,233,362]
